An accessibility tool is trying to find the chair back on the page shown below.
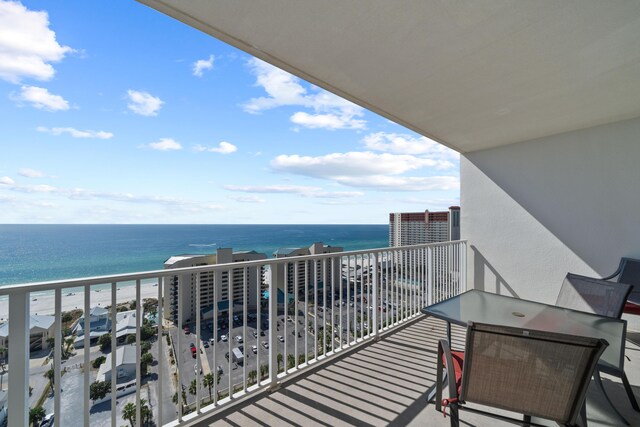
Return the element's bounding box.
[460,322,607,425]
[556,273,632,318]
[618,258,640,304]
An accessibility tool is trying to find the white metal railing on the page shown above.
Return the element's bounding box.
[0,240,466,427]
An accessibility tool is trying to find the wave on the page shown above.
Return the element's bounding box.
[189,243,217,247]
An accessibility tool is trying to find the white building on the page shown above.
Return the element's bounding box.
[273,242,343,297]
[164,248,267,325]
[389,207,460,247]
[0,315,54,352]
[97,344,137,383]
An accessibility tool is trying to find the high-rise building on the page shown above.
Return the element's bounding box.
[163,248,267,325]
[272,242,343,297]
[389,207,460,247]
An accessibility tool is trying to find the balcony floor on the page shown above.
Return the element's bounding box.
[189,316,640,427]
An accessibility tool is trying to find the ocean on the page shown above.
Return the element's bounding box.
[0,224,389,286]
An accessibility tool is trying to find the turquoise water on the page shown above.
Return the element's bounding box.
[0,224,389,286]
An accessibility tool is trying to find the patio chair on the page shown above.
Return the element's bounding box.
[602,257,640,315]
[556,273,632,318]
[555,273,638,419]
[436,322,608,427]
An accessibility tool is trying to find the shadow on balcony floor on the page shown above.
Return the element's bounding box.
[190,317,640,427]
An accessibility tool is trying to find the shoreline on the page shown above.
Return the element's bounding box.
[0,282,161,320]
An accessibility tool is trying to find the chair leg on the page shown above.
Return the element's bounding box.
[593,368,629,425]
[579,400,587,427]
[449,403,459,427]
[621,371,640,412]
[522,414,531,427]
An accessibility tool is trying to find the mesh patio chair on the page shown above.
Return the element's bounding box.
[436,322,608,427]
[555,273,638,419]
[602,257,640,315]
[556,273,632,318]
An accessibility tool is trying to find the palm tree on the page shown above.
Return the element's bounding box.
[248,369,257,385]
[277,353,283,372]
[260,364,268,380]
[122,402,136,426]
[287,353,295,369]
[189,378,198,402]
[44,365,55,386]
[202,373,215,402]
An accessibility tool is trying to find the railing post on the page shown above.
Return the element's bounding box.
[8,291,29,427]
[372,253,379,337]
[427,246,433,306]
[460,241,467,293]
[268,263,280,389]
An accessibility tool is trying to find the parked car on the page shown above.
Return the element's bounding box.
[217,365,223,375]
[251,345,258,354]
[234,335,243,343]
[277,335,284,342]
[225,352,229,360]
[209,337,215,344]
[40,414,54,427]
[183,326,190,334]
[191,347,197,358]
[252,331,258,338]
[203,341,209,348]
[261,341,269,349]
[194,364,202,375]
[221,334,228,342]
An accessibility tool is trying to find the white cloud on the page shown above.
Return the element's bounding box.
[0,1,73,83]
[362,132,459,159]
[230,195,266,204]
[224,184,363,198]
[290,112,366,130]
[335,175,460,191]
[270,151,458,191]
[192,55,214,77]
[126,90,163,116]
[13,85,69,111]
[1,179,223,211]
[271,152,453,178]
[243,58,366,130]
[193,141,237,154]
[146,138,182,151]
[18,168,44,178]
[36,126,113,139]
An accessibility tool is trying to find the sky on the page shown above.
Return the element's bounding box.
[0,0,460,224]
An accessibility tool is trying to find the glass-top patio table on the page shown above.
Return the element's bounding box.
[422,290,630,423]
[421,289,626,373]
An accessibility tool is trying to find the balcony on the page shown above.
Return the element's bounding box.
[0,240,638,426]
[0,241,467,426]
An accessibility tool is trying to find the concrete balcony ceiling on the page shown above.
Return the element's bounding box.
[138,0,640,152]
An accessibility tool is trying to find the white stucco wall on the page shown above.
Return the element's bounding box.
[461,117,640,329]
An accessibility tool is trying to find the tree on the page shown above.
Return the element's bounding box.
[287,354,296,369]
[189,378,198,400]
[277,353,283,372]
[126,335,137,345]
[260,364,269,380]
[44,366,55,386]
[89,380,110,402]
[247,369,257,385]
[46,336,56,349]
[202,373,215,402]
[98,333,111,351]
[92,356,106,369]
[122,402,136,427]
[29,406,46,425]
[141,352,153,375]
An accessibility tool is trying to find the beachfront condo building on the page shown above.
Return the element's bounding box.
[389,207,461,247]
[272,242,343,297]
[163,248,267,325]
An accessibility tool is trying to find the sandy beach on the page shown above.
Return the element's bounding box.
[0,283,161,320]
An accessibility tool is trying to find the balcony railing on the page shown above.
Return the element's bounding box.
[0,240,466,427]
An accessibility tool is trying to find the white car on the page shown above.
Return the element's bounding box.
[251,345,258,354]
[261,341,269,349]
[194,364,202,375]
[221,334,228,342]
[209,337,215,344]
[277,335,284,342]
[234,335,243,343]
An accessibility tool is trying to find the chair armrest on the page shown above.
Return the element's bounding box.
[436,338,460,413]
[602,259,625,281]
